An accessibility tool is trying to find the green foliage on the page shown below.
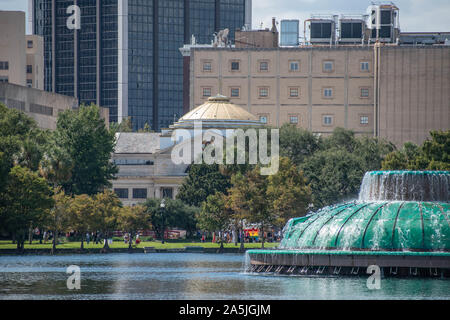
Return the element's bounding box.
[52,104,118,195]
[110,117,133,133]
[267,157,312,227]
[197,192,231,234]
[279,124,322,166]
[382,130,450,171]
[300,128,394,207]
[177,163,231,207]
[1,166,54,249]
[143,198,198,240]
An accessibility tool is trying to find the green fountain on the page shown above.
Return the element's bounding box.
[246,171,450,277]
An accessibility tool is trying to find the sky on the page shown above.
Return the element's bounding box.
[0,0,449,35]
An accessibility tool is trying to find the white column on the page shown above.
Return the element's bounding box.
[118,0,129,123]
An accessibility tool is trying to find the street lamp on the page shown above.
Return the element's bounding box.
[160,198,166,244]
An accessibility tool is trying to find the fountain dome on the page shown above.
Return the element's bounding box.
[247,171,450,277]
[280,171,450,252]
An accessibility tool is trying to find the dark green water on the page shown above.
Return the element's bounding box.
[0,253,448,300]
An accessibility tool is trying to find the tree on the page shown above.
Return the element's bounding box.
[382,130,450,171]
[110,117,132,133]
[52,104,118,195]
[1,166,54,250]
[266,157,312,227]
[228,168,274,249]
[143,198,198,242]
[118,205,150,250]
[301,148,364,207]
[279,124,322,166]
[177,163,231,207]
[67,194,96,250]
[91,190,122,251]
[197,192,233,252]
[46,188,71,253]
[382,142,420,170]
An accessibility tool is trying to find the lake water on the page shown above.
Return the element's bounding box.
[0,253,448,300]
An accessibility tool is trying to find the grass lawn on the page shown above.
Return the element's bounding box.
[0,240,279,250]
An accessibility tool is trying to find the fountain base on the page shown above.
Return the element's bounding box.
[247,250,450,278]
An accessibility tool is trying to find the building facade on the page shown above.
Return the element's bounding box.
[0,11,45,90]
[375,45,450,146]
[31,0,252,131]
[26,35,45,90]
[186,44,450,145]
[188,46,375,136]
[0,82,79,130]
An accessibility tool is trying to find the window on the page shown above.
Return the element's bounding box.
[0,61,9,70]
[161,188,173,199]
[289,87,299,98]
[323,88,333,98]
[231,61,240,71]
[360,116,369,125]
[202,87,211,97]
[27,65,33,74]
[259,87,269,98]
[27,40,33,48]
[114,188,129,199]
[289,61,299,71]
[133,188,148,199]
[259,61,268,71]
[259,116,268,124]
[323,61,334,72]
[27,79,33,88]
[361,61,370,71]
[290,116,299,124]
[230,87,240,97]
[203,62,211,72]
[323,115,333,126]
[0,76,8,83]
[360,88,370,98]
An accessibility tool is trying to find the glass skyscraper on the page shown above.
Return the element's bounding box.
[31,0,251,131]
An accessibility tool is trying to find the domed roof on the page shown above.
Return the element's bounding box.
[280,171,450,252]
[179,95,259,122]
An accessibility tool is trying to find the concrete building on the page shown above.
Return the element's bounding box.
[375,45,450,146]
[26,35,44,90]
[112,133,188,206]
[0,11,44,91]
[235,18,278,49]
[186,46,375,136]
[183,42,450,146]
[0,11,27,87]
[0,82,78,130]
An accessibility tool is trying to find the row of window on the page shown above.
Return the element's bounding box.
[202,60,371,73]
[258,115,370,126]
[202,87,371,99]
[114,188,174,200]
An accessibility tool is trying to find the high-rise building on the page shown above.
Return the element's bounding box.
[31,0,252,131]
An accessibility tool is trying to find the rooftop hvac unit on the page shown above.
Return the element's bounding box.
[367,3,400,43]
[307,16,337,44]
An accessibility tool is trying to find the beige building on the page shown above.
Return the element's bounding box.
[0,11,27,87]
[188,46,375,136]
[111,133,188,206]
[26,35,44,90]
[185,44,449,145]
[375,45,450,146]
[0,11,44,90]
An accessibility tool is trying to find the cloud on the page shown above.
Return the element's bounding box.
[252,0,450,32]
